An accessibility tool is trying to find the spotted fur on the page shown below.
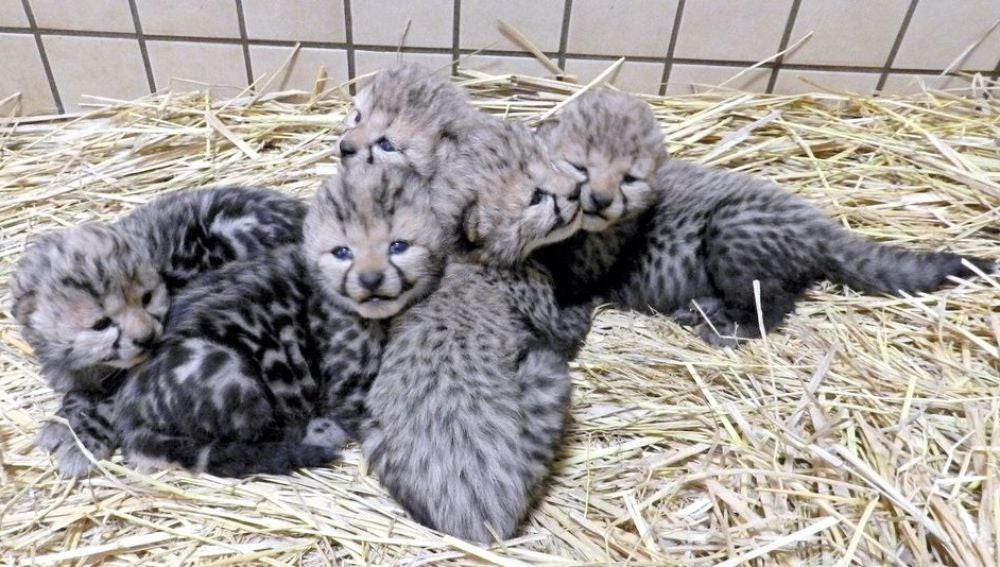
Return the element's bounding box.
[10,186,306,476]
[338,63,486,179]
[361,142,590,542]
[536,89,995,346]
[113,166,447,477]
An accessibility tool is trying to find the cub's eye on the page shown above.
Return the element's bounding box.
[376,137,397,152]
[352,110,361,123]
[92,317,113,331]
[388,240,410,255]
[529,188,546,206]
[141,291,153,306]
[331,246,354,260]
[623,174,639,184]
[571,163,587,174]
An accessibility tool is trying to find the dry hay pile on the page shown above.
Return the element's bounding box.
[0,71,998,566]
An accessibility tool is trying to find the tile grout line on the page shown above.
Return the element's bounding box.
[556,0,572,69]
[766,0,802,94]
[19,0,62,113]
[657,0,686,96]
[451,0,461,75]
[233,0,254,86]
[127,0,156,93]
[343,0,356,94]
[876,0,919,92]
[991,57,1000,81]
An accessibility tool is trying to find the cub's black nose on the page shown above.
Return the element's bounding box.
[339,140,357,157]
[587,191,613,211]
[358,271,384,291]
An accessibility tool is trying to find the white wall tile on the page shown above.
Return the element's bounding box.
[460,0,564,52]
[354,50,454,78]
[32,0,134,33]
[352,0,452,49]
[242,0,346,43]
[893,0,1000,70]
[0,0,27,27]
[567,0,678,57]
[785,0,911,67]
[666,64,771,95]
[147,40,247,97]
[564,58,665,94]
[44,35,148,111]
[0,33,57,115]
[675,0,792,62]
[137,0,239,38]
[250,46,348,93]
[774,69,879,95]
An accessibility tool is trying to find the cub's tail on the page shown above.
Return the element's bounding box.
[122,417,345,478]
[822,230,994,295]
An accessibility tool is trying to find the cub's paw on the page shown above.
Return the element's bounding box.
[670,296,725,327]
[35,422,111,478]
[303,418,349,449]
[696,322,741,349]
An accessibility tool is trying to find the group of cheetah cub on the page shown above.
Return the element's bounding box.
[11,63,992,543]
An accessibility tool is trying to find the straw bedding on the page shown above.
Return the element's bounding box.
[0,71,997,565]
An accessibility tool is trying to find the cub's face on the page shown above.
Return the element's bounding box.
[304,166,446,320]
[10,224,169,377]
[538,89,665,231]
[461,125,584,266]
[338,63,477,178]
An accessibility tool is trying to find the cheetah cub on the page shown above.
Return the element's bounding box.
[9,186,305,477]
[338,63,486,179]
[536,88,994,346]
[361,125,590,543]
[113,166,446,477]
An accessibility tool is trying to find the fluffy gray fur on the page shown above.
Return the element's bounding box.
[536,89,995,346]
[13,186,306,477]
[357,123,588,541]
[113,166,447,477]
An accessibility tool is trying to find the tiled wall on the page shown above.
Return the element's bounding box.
[1,0,998,115]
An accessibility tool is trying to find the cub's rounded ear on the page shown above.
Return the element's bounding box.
[533,118,561,142]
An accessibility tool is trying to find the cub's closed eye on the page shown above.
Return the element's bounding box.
[141,291,153,306]
[92,317,113,331]
[331,246,354,260]
[376,137,397,152]
[571,163,587,174]
[388,240,410,254]
[530,188,546,206]
[623,174,639,184]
